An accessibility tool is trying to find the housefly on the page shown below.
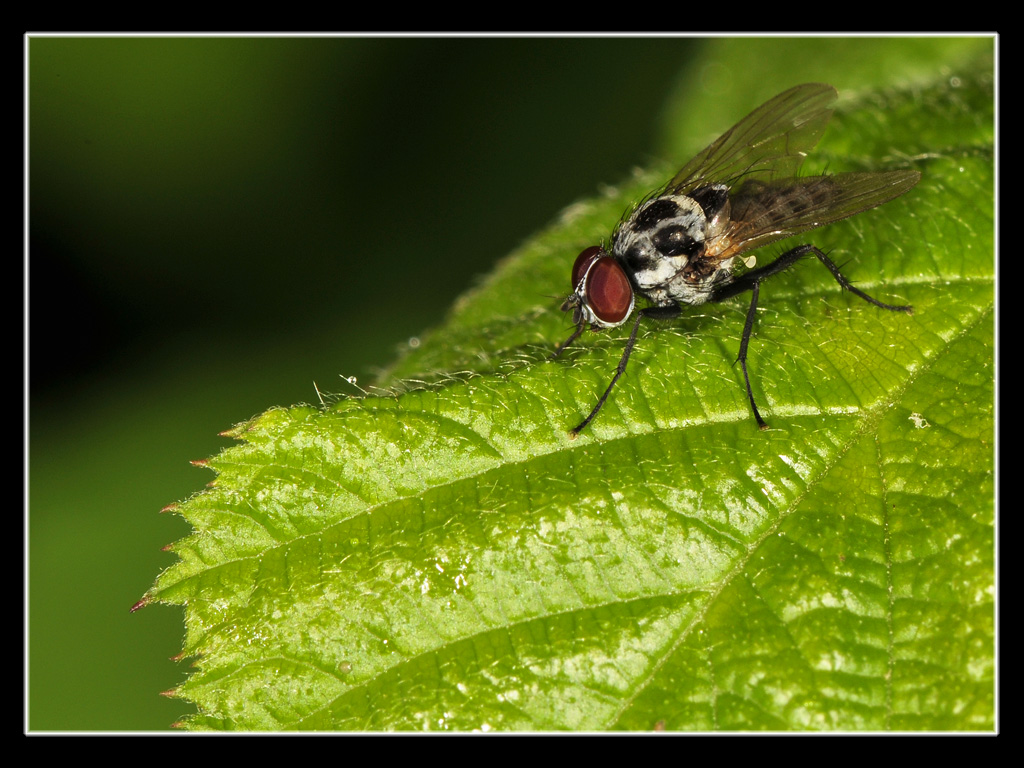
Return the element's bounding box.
[552,83,920,435]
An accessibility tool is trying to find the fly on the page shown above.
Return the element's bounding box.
[552,83,920,435]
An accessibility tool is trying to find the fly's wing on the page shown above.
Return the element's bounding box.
[666,83,837,196]
[716,170,922,259]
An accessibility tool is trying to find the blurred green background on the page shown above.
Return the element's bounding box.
[27,36,989,731]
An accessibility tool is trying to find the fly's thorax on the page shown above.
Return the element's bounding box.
[613,194,706,304]
[612,185,732,306]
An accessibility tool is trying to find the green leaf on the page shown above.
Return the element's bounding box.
[147,49,994,730]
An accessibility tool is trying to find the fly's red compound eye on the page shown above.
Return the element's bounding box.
[584,256,633,325]
[571,245,605,291]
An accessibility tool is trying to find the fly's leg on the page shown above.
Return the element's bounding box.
[737,282,768,429]
[569,304,681,437]
[711,244,913,429]
[551,324,586,360]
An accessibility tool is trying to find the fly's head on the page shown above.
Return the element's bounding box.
[562,245,635,332]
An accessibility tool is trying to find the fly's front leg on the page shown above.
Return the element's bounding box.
[551,323,586,360]
[570,304,681,437]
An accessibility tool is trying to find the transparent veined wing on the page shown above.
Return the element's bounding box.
[714,170,922,259]
[666,83,837,196]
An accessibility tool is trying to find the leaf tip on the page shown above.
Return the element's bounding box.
[129,595,151,613]
[218,423,248,439]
